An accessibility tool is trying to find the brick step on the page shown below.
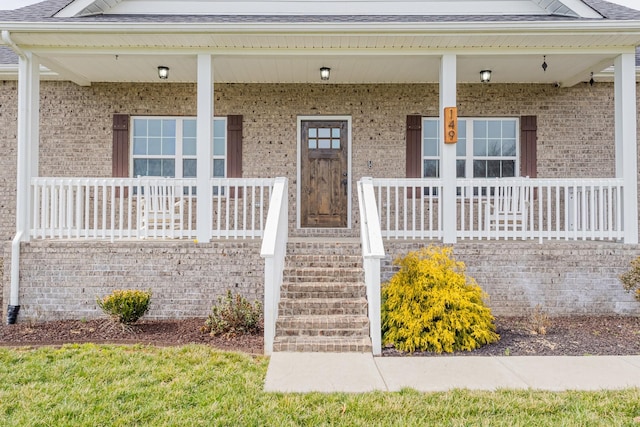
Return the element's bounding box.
[281,282,367,299]
[283,267,363,283]
[273,336,372,352]
[284,255,362,269]
[290,229,359,238]
[286,243,362,257]
[278,297,368,316]
[276,314,370,337]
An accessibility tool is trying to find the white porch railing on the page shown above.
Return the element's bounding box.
[260,177,289,356]
[369,177,624,242]
[210,178,275,239]
[357,177,385,356]
[31,177,275,240]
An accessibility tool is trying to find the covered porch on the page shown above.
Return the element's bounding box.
[5,18,639,246]
[3,4,640,353]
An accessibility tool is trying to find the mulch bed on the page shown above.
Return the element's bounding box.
[0,318,263,354]
[0,316,638,357]
[383,316,640,357]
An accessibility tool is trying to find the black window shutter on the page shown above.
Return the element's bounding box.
[227,115,243,178]
[227,115,243,197]
[112,114,130,197]
[520,116,537,178]
[406,115,422,198]
[112,114,129,178]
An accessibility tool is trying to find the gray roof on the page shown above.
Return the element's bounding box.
[0,46,17,64]
[0,0,639,66]
[1,0,640,23]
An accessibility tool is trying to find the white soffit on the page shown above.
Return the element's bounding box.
[17,52,616,84]
[54,0,602,18]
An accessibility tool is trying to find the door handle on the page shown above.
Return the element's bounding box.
[342,178,348,196]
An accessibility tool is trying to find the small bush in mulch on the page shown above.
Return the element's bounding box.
[97,289,152,326]
[202,291,263,337]
[382,245,499,354]
[620,257,640,303]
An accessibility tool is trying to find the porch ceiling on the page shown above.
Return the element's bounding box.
[31,51,619,85]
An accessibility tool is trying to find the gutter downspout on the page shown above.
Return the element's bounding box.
[8,232,23,324]
[2,30,26,324]
[2,30,26,60]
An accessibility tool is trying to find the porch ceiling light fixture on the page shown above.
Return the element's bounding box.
[320,67,331,81]
[542,56,548,72]
[157,66,169,80]
[480,70,492,83]
[589,72,595,86]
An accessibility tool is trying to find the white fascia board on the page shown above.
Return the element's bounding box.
[3,19,640,34]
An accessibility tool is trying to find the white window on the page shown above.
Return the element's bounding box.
[132,116,227,178]
[423,118,519,179]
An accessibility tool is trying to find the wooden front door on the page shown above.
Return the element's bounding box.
[301,120,348,228]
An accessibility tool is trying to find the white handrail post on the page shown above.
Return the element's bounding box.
[358,177,385,356]
[260,177,288,356]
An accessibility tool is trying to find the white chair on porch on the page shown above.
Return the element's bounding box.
[140,181,184,238]
[484,178,531,237]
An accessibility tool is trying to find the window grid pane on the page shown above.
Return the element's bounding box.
[132,117,227,180]
[425,118,518,180]
[308,126,341,150]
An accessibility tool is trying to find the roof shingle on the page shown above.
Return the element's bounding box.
[1,0,640,23]
[1,0,639,66]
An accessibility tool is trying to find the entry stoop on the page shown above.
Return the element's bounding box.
[272,240,372,352]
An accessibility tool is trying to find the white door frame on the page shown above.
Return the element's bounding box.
[296,115,352,229]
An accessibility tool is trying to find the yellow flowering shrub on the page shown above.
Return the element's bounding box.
[382,246,499,353]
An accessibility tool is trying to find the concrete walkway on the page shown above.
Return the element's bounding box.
[264,353,640,393]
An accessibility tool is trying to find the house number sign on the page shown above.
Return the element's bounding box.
[444,107,458,144]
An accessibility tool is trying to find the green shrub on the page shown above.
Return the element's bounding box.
[382,246,499,353]
[202,291,263,337]
[619,257,640,302]
[97,289,152,325]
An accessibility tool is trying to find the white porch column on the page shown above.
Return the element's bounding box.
[16,51,40,242]
[440,54,457,244]
[614,53,638,244]
[196,54,214,242]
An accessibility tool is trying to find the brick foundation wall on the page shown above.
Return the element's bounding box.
[3,240,264,322]
[383,241,640,317]
[3,239,639,323]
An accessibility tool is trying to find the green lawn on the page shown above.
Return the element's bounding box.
[0,344,638,426]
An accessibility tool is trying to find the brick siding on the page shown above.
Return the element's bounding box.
[3,239,639,322]
[1,81,639,321]
[383,241,640,317]
[3,240,263,322]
